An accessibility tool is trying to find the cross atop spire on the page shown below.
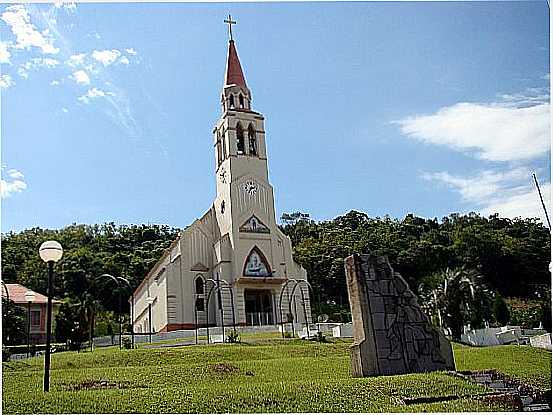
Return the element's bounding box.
[224,14,236,41]
[223,17,247,88]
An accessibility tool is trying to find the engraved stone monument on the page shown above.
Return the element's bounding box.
[344,253,455,377]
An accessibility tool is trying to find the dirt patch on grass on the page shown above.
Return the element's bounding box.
[208,362,240,375]
[61,380,148,391]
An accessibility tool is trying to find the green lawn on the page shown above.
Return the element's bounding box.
[2,336,551,413]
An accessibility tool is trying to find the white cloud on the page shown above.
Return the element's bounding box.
[72,69,90,85]
[423,168,551,223]
[17,66,29,79]
[50,79,60,86]
[481,183,551,224]
[498,87,550,108]
[1,168,27,198]
[0,40,11,63]
[92,49,121,66]
[61,107,68,113]
[422,168,529,203]
[78,87,113,103]
[54,1,77,11]
[17,57,59,79]
[67,53,86,67]
[1,5,59,54]
[395,93,550,162]
[35,57,58,68]
[7,169,24,180]
[0,74,14,88]
[125,48,137,55]
[119,56,130,65]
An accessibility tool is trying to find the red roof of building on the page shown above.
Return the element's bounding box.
[224,40,247,88]
[1,283,60,304]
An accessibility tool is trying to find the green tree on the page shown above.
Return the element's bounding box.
[493,294,511,326]
[2,298,26,345]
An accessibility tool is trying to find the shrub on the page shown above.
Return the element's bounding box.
[507,298,542,328]
[68,339,83,351]
[122,337,132,349]
[225,330,240,344]
[2,345,11,362]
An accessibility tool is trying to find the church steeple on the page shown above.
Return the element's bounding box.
[224,40,247,88]
[221,15,252,112]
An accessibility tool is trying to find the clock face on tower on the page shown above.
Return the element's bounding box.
[243,180,258,195]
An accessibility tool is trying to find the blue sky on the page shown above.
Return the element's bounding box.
[1,1,550,232]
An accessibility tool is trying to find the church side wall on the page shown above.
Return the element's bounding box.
[132,254,169,334]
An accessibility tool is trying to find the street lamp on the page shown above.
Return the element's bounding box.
[117,277,134,349]
[39,240,63,392]
[24,291,35,358]
[146,296,154,343]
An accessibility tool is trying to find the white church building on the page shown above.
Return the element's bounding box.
[131,25,312,333]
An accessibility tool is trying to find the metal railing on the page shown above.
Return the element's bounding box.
[246,312,273,326]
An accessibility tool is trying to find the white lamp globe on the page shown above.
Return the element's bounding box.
[24,291,35,303]
[146,296,154,305]
[39,241,63,263]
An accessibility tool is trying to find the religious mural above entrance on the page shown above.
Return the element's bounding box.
[243,248,271,277]
[240,215,270,233]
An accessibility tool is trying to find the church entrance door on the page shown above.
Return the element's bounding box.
[244,289,274,326]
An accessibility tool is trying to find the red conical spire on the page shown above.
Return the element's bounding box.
[224,40,247,88]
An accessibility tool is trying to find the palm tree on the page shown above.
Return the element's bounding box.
[75,276,103,351]
[420,267,490,341]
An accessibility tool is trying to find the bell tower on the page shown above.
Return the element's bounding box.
[212,17,271,240]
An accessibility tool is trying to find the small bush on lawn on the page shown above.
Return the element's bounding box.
[122,337,132,349]
[225,330,240,343]
[2,346,11,362]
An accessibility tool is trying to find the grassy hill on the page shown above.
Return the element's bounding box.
[2,334,551,413]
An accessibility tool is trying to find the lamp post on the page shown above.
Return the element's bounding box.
[39,240,63,392]
[146,296,154,343]
[24,291,35,358]
[117,277,134,349]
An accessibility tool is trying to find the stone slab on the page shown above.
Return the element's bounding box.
[344,253,455,377]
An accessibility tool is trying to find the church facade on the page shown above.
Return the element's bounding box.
[131,30,311,333]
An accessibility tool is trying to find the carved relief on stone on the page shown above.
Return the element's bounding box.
[344,253,455,377]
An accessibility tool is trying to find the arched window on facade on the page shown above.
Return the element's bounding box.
[239,94,244,108]
[221,133,227,159]
[236,123,245,154]
[248,124,257,156]
[195,297,205,312]
[216,137,222,166]
[195,275,204,295]
[229,94,235,109]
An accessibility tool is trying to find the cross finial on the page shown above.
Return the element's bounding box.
[224,14,236,41]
